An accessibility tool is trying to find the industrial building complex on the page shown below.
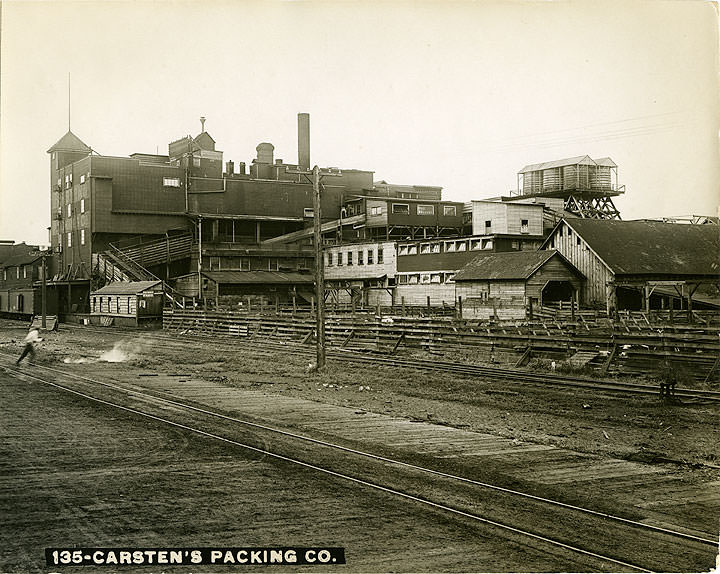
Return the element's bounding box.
[0,114,718,325]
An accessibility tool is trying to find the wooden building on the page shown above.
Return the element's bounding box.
[0,245,54,319]
[454,250,584,320]
[90,281,164,326]
[541,219,720,312]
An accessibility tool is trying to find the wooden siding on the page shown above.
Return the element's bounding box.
[525,255,583,302]
[457,281,527,320]
[325,241,396,280]
[471,202,543,236]
[547,222,613,306]
[395,283,456,306]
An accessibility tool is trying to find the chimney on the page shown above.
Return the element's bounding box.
[256,142,274,164]
[238,162,246,175]
[298,113,310,170]
[226,160,234,175]
[200,116,206,132]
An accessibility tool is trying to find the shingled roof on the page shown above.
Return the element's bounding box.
[553,219,720,277]
[454,250,579,281]
[47,130,91,153]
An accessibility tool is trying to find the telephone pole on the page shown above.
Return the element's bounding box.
[289,165,341,369]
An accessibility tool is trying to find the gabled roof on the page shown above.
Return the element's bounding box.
[194,132,216,150]
[92,281,162,295]
[547,219,720,277]
[203,271,313,284]
[519,155,596,174]
[47,131,92,153]
[454,250,579,281]
[0,252,42,268]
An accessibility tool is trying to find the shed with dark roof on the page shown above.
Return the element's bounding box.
[90,280,164,326]
[541,218,720,311]
[454,250,584,320]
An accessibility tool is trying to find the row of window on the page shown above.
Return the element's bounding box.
[385,204,457,216]
[327,248,384,266]
[398,238,494,256]
[1,265,36,281]
[396,272,456,285]
[483,219,530,233]
[63,199,87,217]
[91,296,147,313]
[65,229,86,247]
[58,173,87,190]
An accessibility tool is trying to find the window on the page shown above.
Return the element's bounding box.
[65,174,70,188]
[80,198,85,213]
[421,243,431,254]
[521,219,529,233]
[367,249,373,264]
[417,204,435,215]
[67,203,72,217]
[16,267,20,279]
[23,266,27,279]
[358,250,364,265]
[80,174,86,184]
[57,178,62,188]
[378,248,383,263]
[420,273,431,284]
[2,268,5,280]
[193,157,201,167]
[456,241,467,252]
[399,245,409,256]
[445,242,456,253]
[304,208,314,218]
[347,251,353,265]
[470,239,482,251]
[511,240,519,250]
[370,206,382,216]
[482,238,493,250]
[445,273,455,283]
[92,297,97,312]
[430,273,441,284]
[392,203,409,214]
[80,229,85,246]
[567,228,572,237]
[163,177,181,187]
[327,252,333,266]
[67,232,72,247]
[443,205,457,216]
[398,274,408,285]
[408,245,418,255]
[485,220,492,231]
[408,274,419,284]
[576,236,582,246]
[337,252,343,266]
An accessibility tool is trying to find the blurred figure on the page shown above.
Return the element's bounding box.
[16,328,43,365]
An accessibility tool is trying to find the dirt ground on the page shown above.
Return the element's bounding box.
[3,320,719,472]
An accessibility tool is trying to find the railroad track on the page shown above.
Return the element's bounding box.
[1,355,717,573]
[62,324,720,403]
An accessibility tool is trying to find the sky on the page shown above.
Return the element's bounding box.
[1,0,718,246]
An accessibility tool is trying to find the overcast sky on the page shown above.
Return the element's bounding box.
[1,0,718,246]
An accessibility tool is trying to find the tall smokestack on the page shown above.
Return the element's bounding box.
[298,113,310,170]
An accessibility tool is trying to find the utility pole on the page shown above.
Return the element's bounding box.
[41,251,47,329]
[288,165,341,369]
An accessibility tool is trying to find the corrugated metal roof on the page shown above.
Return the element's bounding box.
[203,271,314,284]
[92,281,162,295]
[594,157,617,168]
[559,219,720,276]
[47,131,92,153]
[519,155,595,174]
[454,250,567,281]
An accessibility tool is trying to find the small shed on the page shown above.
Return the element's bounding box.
[90,280,164,326]
[454,250,584,320]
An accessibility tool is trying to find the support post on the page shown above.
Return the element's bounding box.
[41,253,47,329]
[312,166,326,368]
[458,295,463,320]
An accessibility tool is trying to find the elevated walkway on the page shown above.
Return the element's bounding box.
[260,214,365,246]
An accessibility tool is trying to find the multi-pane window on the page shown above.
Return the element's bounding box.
[417,205,434,215]
[391,203,409,215]
[358,251,364,265]
[327,252,333,266]
[337,252,343,266]
[163,177,181,187]
[80,229,86,246]
[23,266,27,279]
[370,206,382,216]
[367,249,373,265]
[378,248,384,263]
[67,232,72,247]
[521,219,529,233]
[67,203,72,217]
[80,174,86,184]
[304,208,314,218]
[347,251,353,265]
[443,205,457,216]
[80,198,86,213]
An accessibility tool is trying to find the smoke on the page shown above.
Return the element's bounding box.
[99,340,143,362]
[62,339,145,364]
